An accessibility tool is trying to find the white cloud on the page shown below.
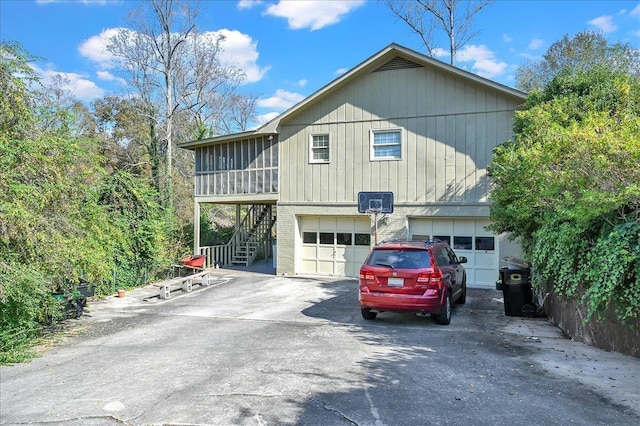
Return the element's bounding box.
[503,33,513,43]
[237,0,262,10]
[255,112,280,127]
[78,28,123,68]
[296,79,307,87]
[257,89,304,110]
[33,65,105,102]
[630,4,640,18]
[66,75,105,101]
[96,70,126,85]
[456,45,508,79]
[264,0,365,31]
[214,29,270,83]
[432,47,449,59]
[528,38,544,50]
[588,15,617,33]
[334,67,349,75]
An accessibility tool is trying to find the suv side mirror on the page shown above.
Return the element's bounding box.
[458,256,468,264]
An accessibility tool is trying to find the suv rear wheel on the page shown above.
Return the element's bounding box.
[433,292,451,325]
[361,307,377,320]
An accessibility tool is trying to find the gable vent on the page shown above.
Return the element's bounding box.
[373,56,423,72]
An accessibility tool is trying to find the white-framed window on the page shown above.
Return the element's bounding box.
[310,133,330,163]
[370,129,402,160]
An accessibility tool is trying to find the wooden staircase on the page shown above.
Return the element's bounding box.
[229,205,276,267]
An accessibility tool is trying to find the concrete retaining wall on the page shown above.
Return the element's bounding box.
[545,291,640,358]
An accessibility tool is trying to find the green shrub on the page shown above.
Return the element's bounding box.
[0,262,61,363]
[490,65,640,323]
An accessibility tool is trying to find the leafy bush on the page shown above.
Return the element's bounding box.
[0,263,60,364]
[490,65,640,322]
[0,45,182,362]
[97,171,176,289]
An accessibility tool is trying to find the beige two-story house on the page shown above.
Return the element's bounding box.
[178,43,527,288]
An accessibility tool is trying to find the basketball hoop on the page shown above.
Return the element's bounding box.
[358,192,394,245]
[357,192,394,214]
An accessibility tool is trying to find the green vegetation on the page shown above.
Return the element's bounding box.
[490,32,640,323]
[2,0,253,364]
[0,41,186,364]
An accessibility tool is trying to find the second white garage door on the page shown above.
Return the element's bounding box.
[299,216,372,277]
[409,218,498,288]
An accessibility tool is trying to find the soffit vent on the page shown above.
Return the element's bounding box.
[373,56,423,72]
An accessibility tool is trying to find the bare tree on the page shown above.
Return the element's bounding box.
[178,32,257,139]
[223,92,258,133]
[386,0,493,65]
[106,0,255,206]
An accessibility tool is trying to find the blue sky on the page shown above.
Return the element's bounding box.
[2,0,640,125]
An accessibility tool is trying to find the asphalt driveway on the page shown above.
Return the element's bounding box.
[1,270,639,425]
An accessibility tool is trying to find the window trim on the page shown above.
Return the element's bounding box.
[370,128,402,161]
[309,133,330,164]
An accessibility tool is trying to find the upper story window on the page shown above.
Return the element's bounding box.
[310,134,330,163]
[371,129,402,160]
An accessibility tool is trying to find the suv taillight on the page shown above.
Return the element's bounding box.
[416,268,443,290]
[359,270,375,282]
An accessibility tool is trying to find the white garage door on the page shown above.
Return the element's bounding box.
[409,218,498,288]
[299,216,372,277]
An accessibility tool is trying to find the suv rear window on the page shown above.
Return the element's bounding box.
[365,249,431,269]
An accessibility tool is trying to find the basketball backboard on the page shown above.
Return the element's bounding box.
[358,191,394,213]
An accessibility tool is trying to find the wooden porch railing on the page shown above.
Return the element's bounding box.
[199,244,234,268]
[199,205,275,268]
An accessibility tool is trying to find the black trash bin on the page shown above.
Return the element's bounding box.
[498,266,535,317]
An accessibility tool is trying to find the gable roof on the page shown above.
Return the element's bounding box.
[179,43,527,148]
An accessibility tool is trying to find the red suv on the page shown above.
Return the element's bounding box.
[359,240,467,325]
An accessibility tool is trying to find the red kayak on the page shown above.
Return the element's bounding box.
[180,255,206,268]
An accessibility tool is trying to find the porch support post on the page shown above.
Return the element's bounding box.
[235,205,241,245]
[193,200,201,255]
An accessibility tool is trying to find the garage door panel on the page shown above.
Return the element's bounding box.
[454,221,475,234]
[475,252,495,264]
[301,246,317,258]
[303,217,319,228]
[319,217,336,230]
[317,261,334,275]
[409,218,497,289]
[476,269,497,286]
[301,259,317,271]
[335,246,347,257]
[475,220,491,234]
[336,217,354,231]
[299,216,371,277]
[433,219,454,233]
[317,246,335,259]
[355,220,371,233]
